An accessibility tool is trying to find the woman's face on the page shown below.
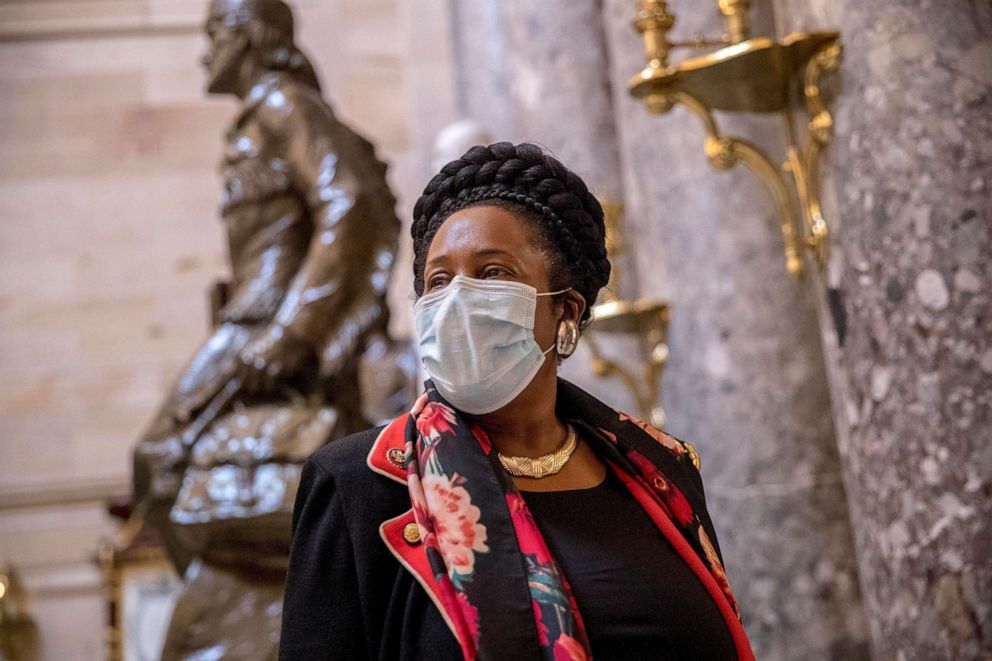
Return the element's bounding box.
[421,205,578,359]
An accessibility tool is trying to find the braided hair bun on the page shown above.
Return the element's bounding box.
[411,142,611,327]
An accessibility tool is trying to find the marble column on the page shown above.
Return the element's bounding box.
[500,0,625,201]
[449,0,624,199]
[445,0,645,413]
[447,0,516,142]
[771,2,992,659]
[498,0,648,412]
[600,1,869,658]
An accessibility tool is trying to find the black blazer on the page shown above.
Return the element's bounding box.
[279,425,462,660]
[280,392,753,661]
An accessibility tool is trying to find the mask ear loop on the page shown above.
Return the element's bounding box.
[536,286,573,355]
[535,286,572,298]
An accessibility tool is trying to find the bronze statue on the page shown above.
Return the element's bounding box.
[132,0,405,657]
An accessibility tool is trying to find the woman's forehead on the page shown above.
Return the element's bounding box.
[428,206,540,258]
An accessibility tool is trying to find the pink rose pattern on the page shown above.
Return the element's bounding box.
[406,397,486,650]
[422,473,489,576]
[401,383,741,660]
[416,400,457,442]
[406,389,591,660]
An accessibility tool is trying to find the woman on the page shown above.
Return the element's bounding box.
[279,142,755,660]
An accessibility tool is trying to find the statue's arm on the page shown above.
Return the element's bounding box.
[258,89,399,372]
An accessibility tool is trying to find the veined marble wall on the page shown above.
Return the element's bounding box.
[770,2,992,659]
[0,1,455,657]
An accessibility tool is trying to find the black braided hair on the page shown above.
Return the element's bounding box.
[411,142,611,328]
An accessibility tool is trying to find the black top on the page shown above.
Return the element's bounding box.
[520,469,737,660]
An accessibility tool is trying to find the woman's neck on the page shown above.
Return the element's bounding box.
[465,370,566,458]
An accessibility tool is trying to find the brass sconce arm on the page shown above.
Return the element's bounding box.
[629,0,841,278]
[667,90,805,277]
[789,42,842,265]
[583,200,671,428]
[586,299,671,428]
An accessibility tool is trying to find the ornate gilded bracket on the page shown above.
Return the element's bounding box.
[629,0,841,278]
[584,200,671,428]
[586,298,670,428]
[791,41,842,266]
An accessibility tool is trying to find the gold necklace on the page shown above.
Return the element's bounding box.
[497,423,578,478]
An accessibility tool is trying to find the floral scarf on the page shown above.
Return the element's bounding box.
[403,378,744,660]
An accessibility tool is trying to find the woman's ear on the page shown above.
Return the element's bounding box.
[562,290,586,326]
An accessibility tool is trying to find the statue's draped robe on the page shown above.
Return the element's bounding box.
[133,71,401,660]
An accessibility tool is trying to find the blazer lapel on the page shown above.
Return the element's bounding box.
[366,416,408,484]
[367,415,470,656]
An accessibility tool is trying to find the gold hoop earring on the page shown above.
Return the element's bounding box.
[555,319,580,357]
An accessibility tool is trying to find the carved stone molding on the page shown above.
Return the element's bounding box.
[0,1,202,42]
[0,475,129,510]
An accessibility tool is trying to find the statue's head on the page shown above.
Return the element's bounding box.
[202,0,297,95]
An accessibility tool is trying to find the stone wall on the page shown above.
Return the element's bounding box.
[771,1,992,658]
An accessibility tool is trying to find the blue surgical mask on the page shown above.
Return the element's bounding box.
[413,274,570,414]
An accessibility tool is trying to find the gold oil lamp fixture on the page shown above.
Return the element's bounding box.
[585,200,671,428]
[629,0,841,277]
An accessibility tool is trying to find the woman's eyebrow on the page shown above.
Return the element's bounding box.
[474,248,518,259]
[426,247,521,267]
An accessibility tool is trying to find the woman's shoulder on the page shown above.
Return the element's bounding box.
[300,422,410,523]
[306,423,389,479]
[295,425,410,548]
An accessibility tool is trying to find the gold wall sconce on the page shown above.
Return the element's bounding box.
[99,501,182,661]
[629,0,841,277]
[0,564,40,660]
[586,201,671,427]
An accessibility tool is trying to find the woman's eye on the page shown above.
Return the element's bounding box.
[426,276,448,290]
[483,267,505,278]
